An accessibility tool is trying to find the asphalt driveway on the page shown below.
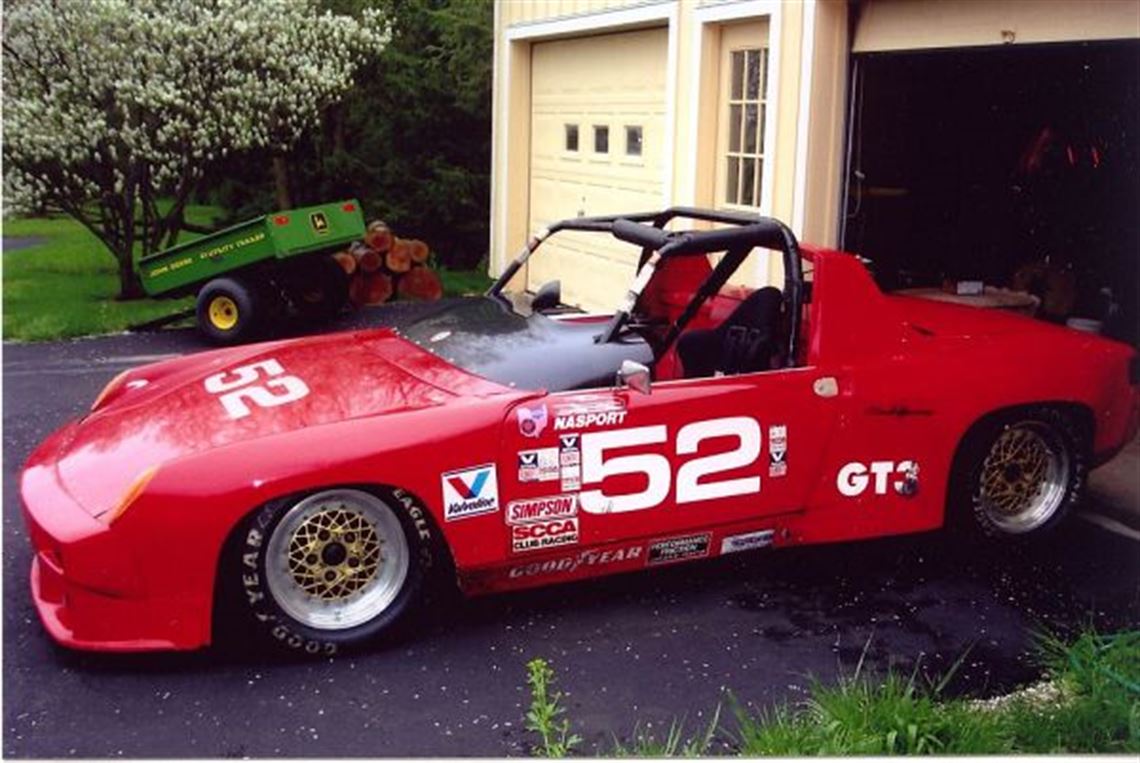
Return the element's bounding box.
[4,316,1139,757]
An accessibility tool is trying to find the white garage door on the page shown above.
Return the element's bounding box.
[528,28,668,311]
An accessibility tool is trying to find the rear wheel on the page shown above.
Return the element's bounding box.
[235,488,432,655]
[197,277,262,345]
[962,408,1086,537]
[286,255,349,324]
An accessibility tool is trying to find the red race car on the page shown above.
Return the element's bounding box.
[20,207,1140,654]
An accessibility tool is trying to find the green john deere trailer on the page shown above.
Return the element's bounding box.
[139,199,365,344]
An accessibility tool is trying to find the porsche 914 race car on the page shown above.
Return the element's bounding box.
[20,207,1140,654]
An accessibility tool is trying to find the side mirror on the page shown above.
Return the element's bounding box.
[532,280,561,313]
[617,359,652,395]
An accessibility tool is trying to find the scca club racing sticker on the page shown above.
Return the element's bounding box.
[511,517,579,553]
[647,533,711,565]
[516,403,548,438]
[720,529,775,555]
[441,464,500,521]
[518,447,559,483]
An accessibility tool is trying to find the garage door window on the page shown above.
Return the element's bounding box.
[565,124,579,152]
[723,47,768,207]
[594,125,609,153]
[625,126,643,156]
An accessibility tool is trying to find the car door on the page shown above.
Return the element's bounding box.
[500,365,840,554]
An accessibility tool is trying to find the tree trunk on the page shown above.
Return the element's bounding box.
[272,154,292,210]
[117,253,145,300]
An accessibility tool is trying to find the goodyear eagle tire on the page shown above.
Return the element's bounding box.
[236,488,434,655]
[197,277,262,345]
[962,407,1086,538]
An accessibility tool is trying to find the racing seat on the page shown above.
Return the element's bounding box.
[676,286,784,378]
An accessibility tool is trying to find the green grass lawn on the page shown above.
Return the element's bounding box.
[2,208,220,342]
[2,210,493,342]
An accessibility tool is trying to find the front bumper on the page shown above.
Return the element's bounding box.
[20,424,202,652]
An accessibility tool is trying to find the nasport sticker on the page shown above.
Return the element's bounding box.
[441,464,500,521]
[552,397,628,432]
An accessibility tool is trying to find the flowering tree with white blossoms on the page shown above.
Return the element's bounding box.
[3,0,388,298]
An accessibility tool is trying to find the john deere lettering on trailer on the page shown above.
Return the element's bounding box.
[138,200,365,344]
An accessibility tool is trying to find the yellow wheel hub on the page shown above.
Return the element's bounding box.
[286,505,383,602]
[208,295,239,331]
[980,427,1050,516]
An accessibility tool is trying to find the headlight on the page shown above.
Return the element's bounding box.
[90,369,131,412]
[98,465,159,525]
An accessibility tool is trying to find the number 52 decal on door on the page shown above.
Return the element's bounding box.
[578,415,763,514]
[204,359,310,419]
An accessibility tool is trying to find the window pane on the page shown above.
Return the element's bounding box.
[743,103,758,154]
[758,105,766,154]
[754,159,763,206]
[594,125,609,153]
[728,104,742,152]
[741,157,756,207]
[726,156,740,204]
[760,48,769,100]
[746,49,761,100]
[731,51,744,100]
[565,124,578,152]
[625,125,643,156]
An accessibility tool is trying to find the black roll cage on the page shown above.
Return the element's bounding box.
[488,206,804,366]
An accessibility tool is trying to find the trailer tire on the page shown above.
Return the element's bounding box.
[197,277,262,345]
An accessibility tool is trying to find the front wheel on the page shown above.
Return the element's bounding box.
[963,408,1086,537]
[235,488,431,655]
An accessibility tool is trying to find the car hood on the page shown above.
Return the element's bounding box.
[42,330,510,516]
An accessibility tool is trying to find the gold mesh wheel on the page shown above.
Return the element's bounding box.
[264,490,409,631]
[977,421,1069,534]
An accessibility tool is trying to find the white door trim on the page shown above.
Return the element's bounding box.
[792,0,817,237]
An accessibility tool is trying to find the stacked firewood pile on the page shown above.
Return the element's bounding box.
[332,220,444,306]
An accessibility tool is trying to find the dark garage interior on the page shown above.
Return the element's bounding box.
[843,40,1139,346]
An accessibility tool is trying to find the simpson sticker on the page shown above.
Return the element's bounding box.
[508,545,643,578]
[647,533,711,565]
[518,448,559,483]
[720,530,775,555]
[768,424,787,478]
[511,517,579,553]
[516,404,549,438]
[441,464,500,521]
[836,460,920,497]
[506,494,578,525]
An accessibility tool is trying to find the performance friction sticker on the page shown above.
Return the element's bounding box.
[516,404,549,438]
[441,464,500,521]
[506,494,578,525]
[518,448,559,483]
[510,517,579,553]
[647,533,711,566]
[768,424,787,478]
[720,530,775,555]
[508,545,643,578]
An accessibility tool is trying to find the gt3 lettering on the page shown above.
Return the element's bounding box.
[836,460,919,496]
[204,359,309,420]
[579,416,764,514]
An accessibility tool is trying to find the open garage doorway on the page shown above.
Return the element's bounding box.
[843,40,1139,345]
